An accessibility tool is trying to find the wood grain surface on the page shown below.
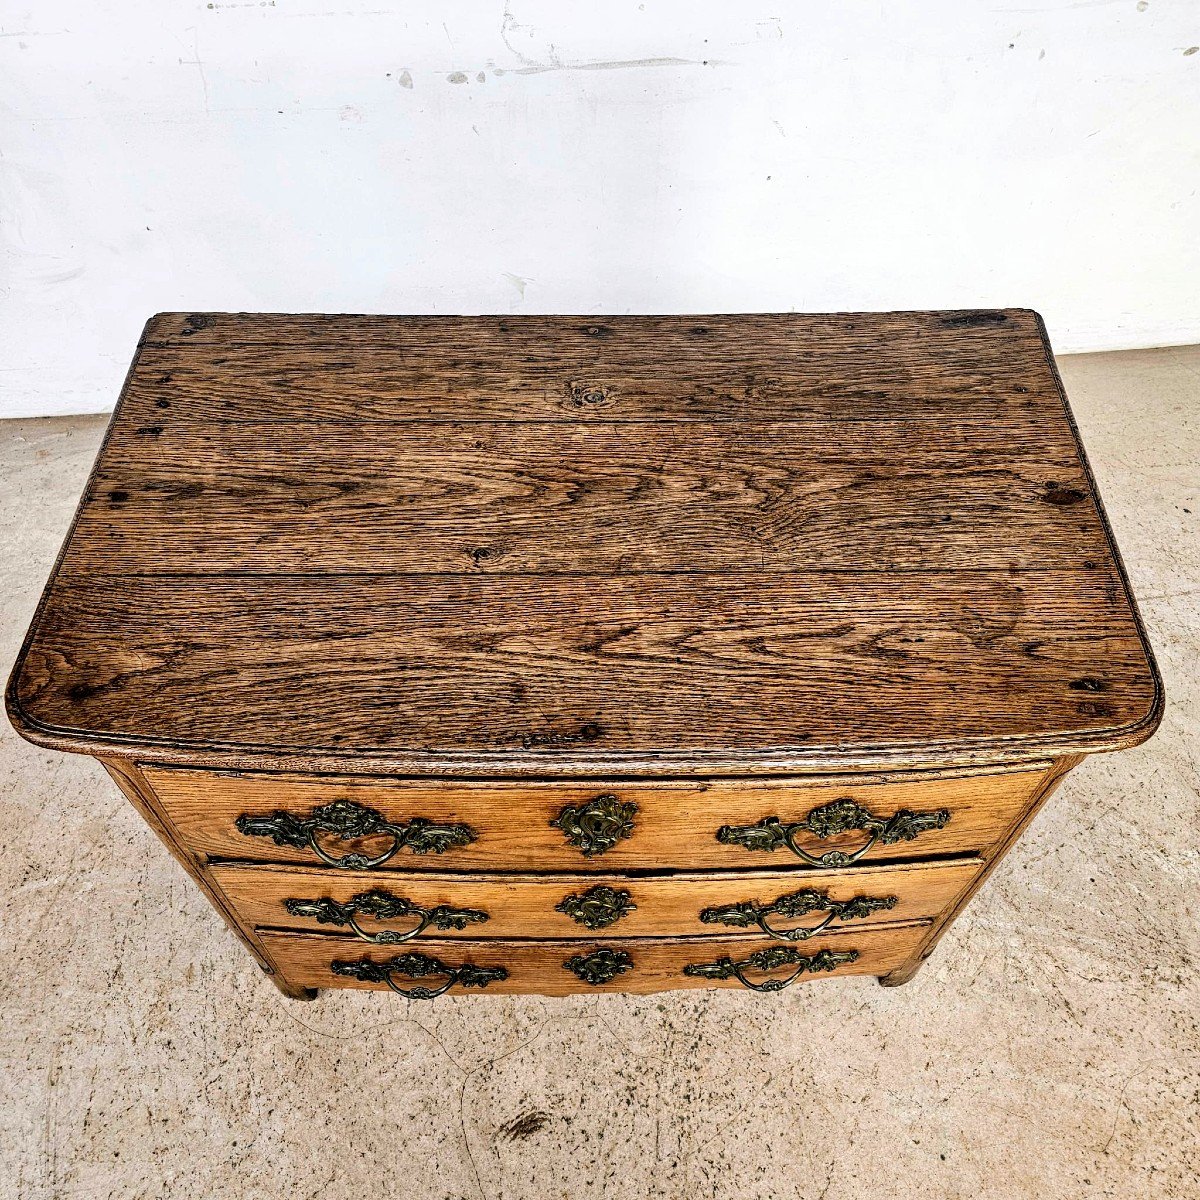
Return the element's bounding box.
[6,310,1161,775]
[64,418,1107,575]
[146,763,1045,872]
[259,923,930,996]
[13,569,1157,771]
[123,311,1072,425]
[210,857,981,941]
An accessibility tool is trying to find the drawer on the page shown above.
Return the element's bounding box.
[146,763,1049,873]
[259,923,931,996]
[212,858,980,942]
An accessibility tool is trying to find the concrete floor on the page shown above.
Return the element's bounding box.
[1,347,1197,1200]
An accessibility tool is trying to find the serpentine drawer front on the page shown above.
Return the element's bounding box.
[6,311,1162,1001]
[147,765,1043,873]
[257,925,931,996]
[209,859,982,942]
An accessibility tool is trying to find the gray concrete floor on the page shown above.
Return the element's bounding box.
[1,347,1197,1200]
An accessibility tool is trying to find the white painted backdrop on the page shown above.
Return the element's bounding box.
[1,0,1198,418]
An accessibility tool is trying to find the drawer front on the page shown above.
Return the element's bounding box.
[147,764,1048,873]
[212,858,979,943]
[259,924,930,997]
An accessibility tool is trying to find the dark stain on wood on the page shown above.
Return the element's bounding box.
[519,723,606,750]
[566,381,615,409]
[1042,481,1088,506]
[941,311,1009,328]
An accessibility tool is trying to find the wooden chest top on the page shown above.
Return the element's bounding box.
[7,310,1161,776]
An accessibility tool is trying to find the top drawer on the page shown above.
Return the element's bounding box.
[144,763,1051,873]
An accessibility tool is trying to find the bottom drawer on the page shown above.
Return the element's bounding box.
[259,922,930,997]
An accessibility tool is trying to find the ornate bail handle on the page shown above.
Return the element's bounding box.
[235,798,477,870]
[330,951,507,999]
[683,946,859,993]
[284,888,489,945]
[717,798,949,867]
[699,888,897,942]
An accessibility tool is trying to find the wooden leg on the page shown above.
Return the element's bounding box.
[269,974,318,1001]
[877,960,923,987]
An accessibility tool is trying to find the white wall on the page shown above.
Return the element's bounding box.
[1,0,1198,418]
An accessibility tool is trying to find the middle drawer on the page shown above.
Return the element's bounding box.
[210,858,980,942]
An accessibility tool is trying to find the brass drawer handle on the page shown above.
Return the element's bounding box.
[683,946,859,992]
[331,951,507,999]
[717,798,949,867]
[284,888,489,945]
[699,888,897,941]
[234,798,477,869]
[550,793,638,857]
[564,947,634,986]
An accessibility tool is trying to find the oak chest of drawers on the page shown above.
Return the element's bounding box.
[7,310,1161,1000]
